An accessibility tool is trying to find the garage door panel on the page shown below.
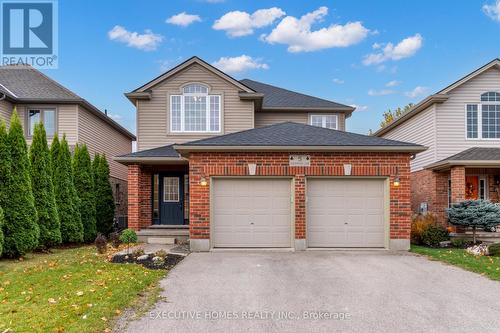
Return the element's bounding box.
[307,179,386,248]
[213,179,292,248]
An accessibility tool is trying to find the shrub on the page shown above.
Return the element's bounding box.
[448,200,500,243]
[119,229,138,254]
[155,249,167,258]
[73,144,96,242]
[450,238,470,248]
[421,224,449,247]
[93,154,115,235]
[52,135,83,243]
[411,214,437,245]
[95,233,107,254]
[2,111,39,257]
[0,120,10,214]
[0,207,4,256]
[109,231,121,248]
[131,248,145,258]
[30,122,61,249]
[488,243,500,257]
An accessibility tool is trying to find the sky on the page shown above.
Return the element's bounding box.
[45,0,500,136]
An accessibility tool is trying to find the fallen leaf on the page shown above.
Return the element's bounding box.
[76,291,84,296]
[48,298,57,304]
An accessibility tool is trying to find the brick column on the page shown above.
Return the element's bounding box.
[450,166,465,204]
[127,165,151,231]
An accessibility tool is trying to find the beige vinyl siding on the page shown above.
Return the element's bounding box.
[0,99,12,125]
[16,104,78,145]
[255,112,346,130]
[382,105,436,171]
[435,67,500,161]
[78,106,131,181]
[136,63,254,151]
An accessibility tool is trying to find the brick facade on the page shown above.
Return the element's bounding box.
[127,165,152,230]
[188,151,412,244]
[411,169,449,225]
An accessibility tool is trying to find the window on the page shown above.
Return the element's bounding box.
[184,175,189,219]
[482,104,500,138]
[448,179,452,208]
[467,92,500,139]
[466,104,478,138]
[479,178,486,200]
[153,174,159,219]
[170,84,221,133]
[163,177,179,202]
[28,108,56,136]
[115,183,121,204]
[309,114,338,129]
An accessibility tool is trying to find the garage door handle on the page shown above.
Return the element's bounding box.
[344,222,348,225]
[250,222,254,225]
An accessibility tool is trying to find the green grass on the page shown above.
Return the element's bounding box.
[411,245,500,281]
[0,246,166,332]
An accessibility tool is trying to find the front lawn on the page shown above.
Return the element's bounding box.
[411,245,500,281]
[0,246,165,332]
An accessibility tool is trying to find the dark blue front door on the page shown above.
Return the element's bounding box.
[159,175,184,225]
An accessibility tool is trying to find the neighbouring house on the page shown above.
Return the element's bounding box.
[115,56,424,251]
[0,65,135,221]
[374,58,500,227]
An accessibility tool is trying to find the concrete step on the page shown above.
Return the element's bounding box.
[137,227,189,244]
[147,237,176,245]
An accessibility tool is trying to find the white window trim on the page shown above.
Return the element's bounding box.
[308,114,339,130]
[170,94,221,133]
[27,107,57,138]
[464,103,500,140]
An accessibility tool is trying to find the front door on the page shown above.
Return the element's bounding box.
[465,176,479,200]
[159,175,184,225]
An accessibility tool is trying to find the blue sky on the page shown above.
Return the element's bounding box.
[47,0,500,135]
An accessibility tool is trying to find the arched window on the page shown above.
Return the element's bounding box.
[170,83,220,133]
[481,91,500,102]
[467,92,500,139]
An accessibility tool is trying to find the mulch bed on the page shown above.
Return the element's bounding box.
[111,252,185,270]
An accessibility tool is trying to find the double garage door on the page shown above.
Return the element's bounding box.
[212,178,386,248]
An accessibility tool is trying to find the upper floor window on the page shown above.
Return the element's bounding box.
[309,114,338,130]
[467,92,500,139]
[28,108,56,137]
[170,84,221,133]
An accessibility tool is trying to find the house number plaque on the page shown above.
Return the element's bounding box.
[289,154,310,167]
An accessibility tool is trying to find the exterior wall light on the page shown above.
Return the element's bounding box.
[393,177,401,187]
[200,177,208,186]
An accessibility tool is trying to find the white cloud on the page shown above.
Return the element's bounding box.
[108,113,122,121]
[405,86,429,98]
[108,25,163,51]
[332,78,344,84]
[363,33,423,65]
[483,1,500,21]
[349,104,368,111]
[262,6,369,52]
[213,7,285,37]
[368,89,395,96]
[166,12,201,27]
[212,55,269,74]
[385,80,401,87]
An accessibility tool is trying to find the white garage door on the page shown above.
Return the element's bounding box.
[212,178,292,248]
[307,178,386,248]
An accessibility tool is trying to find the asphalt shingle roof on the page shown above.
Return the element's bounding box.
[239,79,353,110]
[436,147,500,162]
[179,122,423,147]
[0,65,80,100]
[119,145,180,158]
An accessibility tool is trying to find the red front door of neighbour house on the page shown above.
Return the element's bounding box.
[465,176,479,200]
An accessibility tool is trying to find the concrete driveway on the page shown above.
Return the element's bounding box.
[122,251,500,333]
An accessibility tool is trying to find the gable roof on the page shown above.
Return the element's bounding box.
[174,122,425,154]
[126,56,255,99]
[426,147,500,170]
[0,65,136,140]
[114,144,186,165]
[239,79,354,113]
[373,58,500,137]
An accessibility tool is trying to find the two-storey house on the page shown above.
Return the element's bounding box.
[0,65,135,220]
[116,56,424,252]
[374,58,500,227]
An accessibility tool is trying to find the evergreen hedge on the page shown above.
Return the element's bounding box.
[3,112,39,257]
[0,120,10,211]
[0,207,4,257]
[30,123,61,248]
[73,144,96,242]
[93,154,115,235]
[52,135,83,243]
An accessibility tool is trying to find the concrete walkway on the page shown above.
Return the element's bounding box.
[122,251,500,333]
